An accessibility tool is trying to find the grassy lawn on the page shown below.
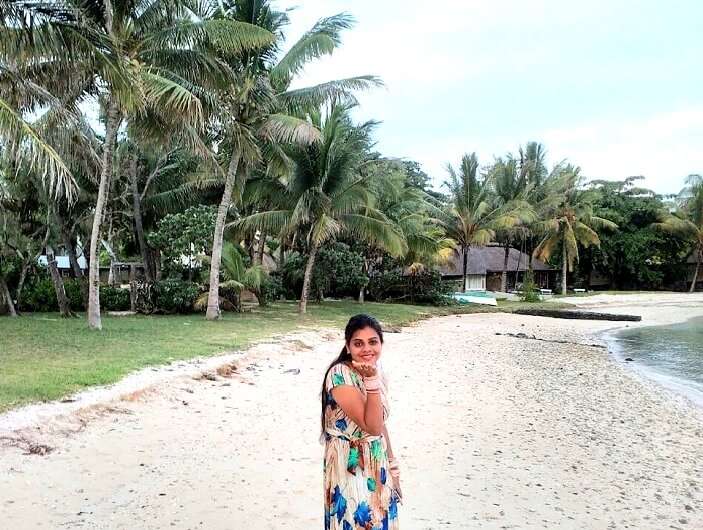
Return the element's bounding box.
[0,299,560,413]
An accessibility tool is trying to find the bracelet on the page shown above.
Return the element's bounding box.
[363,376,382,391]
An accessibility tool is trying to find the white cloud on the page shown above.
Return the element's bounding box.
[278,1,703,196]
[541,107,703,195]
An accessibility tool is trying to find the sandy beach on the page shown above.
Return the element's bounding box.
[1,293,703,529]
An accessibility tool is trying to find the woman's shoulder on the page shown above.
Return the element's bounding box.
[326,362,362,390]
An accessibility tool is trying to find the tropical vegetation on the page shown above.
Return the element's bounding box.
[0,1,700,328]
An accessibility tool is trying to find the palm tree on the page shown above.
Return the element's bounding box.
[194,241,267,311]
[490,155,533,292]
[533,165,617,294]
[202,1,381,320]
[439,153,529,292]
[3,0,273,329]
[653,174,703,292]
[230,104,405,313]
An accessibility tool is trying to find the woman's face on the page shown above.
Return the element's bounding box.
[347,326,383,366]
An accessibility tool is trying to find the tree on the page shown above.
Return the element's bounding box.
[203,2,380,320]
[490,155,533,292]
[231,104,404,313]
[533,165,617,294]
[195,241,266,311]
[439,153,529,292]
[653,174,703,292]
[4,0,272,329]
[148,205,217,279]
[582,177,682,290]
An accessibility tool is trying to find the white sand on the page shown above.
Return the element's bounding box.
[1,294,703,529]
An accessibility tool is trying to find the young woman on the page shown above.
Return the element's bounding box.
[321,314,401,529]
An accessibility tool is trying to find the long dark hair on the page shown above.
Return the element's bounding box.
[320,314,384,436]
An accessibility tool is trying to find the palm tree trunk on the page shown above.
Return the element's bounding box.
[299,242,319,314]
[47,245,73,318]
[88,100,121,330]
[106,209,116,287]
[461,246,469,292]
[1,276,17,317]
[690,250,701,293]
[562,244,568,295]
[256,231,267,265]
[130,153,153,282]
[501,244,510,292]
[206,154,240,321]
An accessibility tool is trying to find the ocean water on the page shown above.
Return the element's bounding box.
[610,316,703,407]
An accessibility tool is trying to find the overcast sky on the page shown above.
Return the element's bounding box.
[279,0,703,195]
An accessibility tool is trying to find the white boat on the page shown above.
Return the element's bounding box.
[452,290,498,306]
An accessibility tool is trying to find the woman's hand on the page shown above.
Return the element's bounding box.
[351,361,377,378]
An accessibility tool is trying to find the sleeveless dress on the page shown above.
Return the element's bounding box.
[323,362,400,529]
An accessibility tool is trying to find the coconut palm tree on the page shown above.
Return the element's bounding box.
[490,155,534,291]
[2,0,273,329]
[439,153,530,292]
[230,104,405,313]
[653,174,703,292]
[202,1,381,320]
[533,164,618,294]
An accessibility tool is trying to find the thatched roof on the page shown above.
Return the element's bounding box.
[438,245,555,276]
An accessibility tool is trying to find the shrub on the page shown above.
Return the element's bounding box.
[64,279,86,311]
[315,243,367,299]
[259,273,286,305]
[520,270,541,303]
[101,286,131,311]
[19,277,57,312]
[367,267,452,305]
[154,278,199,313]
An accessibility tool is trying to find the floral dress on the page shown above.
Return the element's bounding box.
[323,362,400,529]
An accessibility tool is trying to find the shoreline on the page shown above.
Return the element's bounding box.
[1,294,702,528]
[556,292,703,411]
[602,315,703,409]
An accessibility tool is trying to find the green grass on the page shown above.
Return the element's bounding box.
[0,299,562,413]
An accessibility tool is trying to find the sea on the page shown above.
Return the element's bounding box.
[609,316,703,407]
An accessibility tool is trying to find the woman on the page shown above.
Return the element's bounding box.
[321,314,401,529]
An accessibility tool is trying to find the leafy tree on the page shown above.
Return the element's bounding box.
[148,205,216,278]
[232,104,404,313]
[580,177,684,290]
[489,155,533,291]
[3,0,272,329]
[202,2,380,320]
[533,165,617,294]
[653,174,703,292]
[439,152,529,292]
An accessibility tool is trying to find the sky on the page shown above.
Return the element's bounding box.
[279,0,703,195]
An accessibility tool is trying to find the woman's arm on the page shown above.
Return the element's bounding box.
[331,384,384,436]
[384,426,403,500]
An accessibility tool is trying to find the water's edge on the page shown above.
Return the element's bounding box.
[603,317,703,409]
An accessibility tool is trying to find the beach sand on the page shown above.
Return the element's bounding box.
[1,293,702,529]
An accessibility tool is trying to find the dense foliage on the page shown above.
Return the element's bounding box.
[0,2,700,322]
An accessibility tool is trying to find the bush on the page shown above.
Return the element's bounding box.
[520,270,541,303]
[367,267,453,305]
[19,277,57,312]
[259,273,286,304]
[154,278,200,313]
[64,279,86,311]
[315,243,367,299]
[101,286,131,311]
